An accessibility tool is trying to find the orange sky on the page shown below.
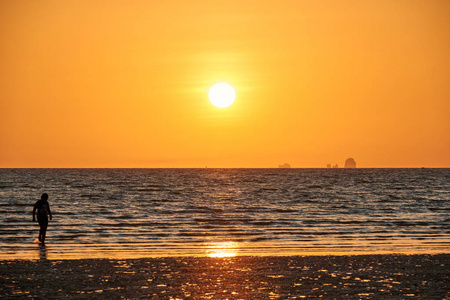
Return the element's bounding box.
[1,0,449,168]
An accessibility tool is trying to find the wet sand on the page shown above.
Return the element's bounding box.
[1,254,449,299]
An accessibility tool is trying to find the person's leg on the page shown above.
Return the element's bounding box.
[40,225,47,244]
[38,226,43,242]
[37,216,48,244]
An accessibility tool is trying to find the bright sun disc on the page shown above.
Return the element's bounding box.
[209,83,235,108]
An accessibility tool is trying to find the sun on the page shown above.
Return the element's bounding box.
[208,83,235,108]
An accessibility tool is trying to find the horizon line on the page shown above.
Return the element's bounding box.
[1,167,448,169]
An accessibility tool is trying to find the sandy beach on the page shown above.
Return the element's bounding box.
[1,254,449,299]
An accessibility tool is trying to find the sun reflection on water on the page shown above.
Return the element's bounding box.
[206,241,239,258]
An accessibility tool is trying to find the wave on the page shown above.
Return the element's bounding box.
[392,221,430,227]
[132,188,165,192]
[428,207,450,211]
[80,194,103,199]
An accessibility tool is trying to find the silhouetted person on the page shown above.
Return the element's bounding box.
[33,193,52,245]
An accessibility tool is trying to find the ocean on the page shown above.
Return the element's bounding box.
[0,168,449,259]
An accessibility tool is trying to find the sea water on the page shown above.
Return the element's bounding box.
[0,168,449,259]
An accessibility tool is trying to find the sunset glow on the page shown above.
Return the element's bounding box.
[1,1,449,168]
[206,242,239,258]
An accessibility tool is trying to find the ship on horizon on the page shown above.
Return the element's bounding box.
[278,163,291,168]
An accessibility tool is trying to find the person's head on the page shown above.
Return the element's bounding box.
[41,193,48,201]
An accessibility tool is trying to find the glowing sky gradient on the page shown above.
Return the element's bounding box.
[1,0,449,167]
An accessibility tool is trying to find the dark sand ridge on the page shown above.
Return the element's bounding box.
[1,254,449,299]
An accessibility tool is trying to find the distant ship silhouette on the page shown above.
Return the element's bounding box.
[327,158,356,169]
[278,163,291,168]
[344,158,356,168]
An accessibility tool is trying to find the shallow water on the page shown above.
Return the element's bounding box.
[0,168,449,259]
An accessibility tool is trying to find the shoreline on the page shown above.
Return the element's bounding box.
[2,242,450,261]
[1,253,449,298]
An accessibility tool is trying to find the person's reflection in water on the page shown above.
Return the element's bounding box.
[39,245,48,260]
